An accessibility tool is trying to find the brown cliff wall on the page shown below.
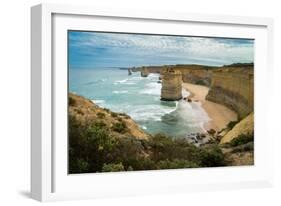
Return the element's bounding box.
[206,66,254,118]
[176,65,214,86]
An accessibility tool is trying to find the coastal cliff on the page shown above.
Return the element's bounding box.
[161,68,182,101]
[206,64,254,118]
[175,65,214,86]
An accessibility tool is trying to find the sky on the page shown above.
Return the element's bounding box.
[68,31,254,69]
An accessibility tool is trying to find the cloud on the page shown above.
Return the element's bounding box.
[68,31,254,68]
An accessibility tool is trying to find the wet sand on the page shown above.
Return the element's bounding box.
[182,83,238,131]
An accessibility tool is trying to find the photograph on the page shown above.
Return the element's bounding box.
[68,31,254,174]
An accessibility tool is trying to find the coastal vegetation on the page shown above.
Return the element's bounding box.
[69,93,227,174]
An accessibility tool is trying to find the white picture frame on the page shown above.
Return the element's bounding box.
[31,3,274,202]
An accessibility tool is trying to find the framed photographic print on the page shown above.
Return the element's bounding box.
[31,3,274,201]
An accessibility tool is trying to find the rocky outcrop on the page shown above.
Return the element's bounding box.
[140,67,149,77]
[69,93,150,140]
[220,113,254,144]
[206,65,254,118]
[161,68,182,101]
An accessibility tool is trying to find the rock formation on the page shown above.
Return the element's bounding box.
[140,67,149,77]
[206,65,254,119]
[161,68,182,101]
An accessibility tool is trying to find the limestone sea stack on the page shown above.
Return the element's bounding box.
[161,68,182,101]
[140,67,149,77]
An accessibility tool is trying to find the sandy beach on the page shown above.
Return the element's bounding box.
[182,83,238,132]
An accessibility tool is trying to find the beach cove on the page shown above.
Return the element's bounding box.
[182,83,238,132]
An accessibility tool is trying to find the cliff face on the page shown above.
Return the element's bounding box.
[206,66,254,118]
[161,68,182,101]
[175,65,214,86]
[220,113,254,144]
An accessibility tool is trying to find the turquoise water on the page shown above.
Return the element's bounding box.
[69,68,210,138]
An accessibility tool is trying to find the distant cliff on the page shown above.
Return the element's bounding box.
[206,64,254,119]
[174,65,214,86]
[132,65,214,86]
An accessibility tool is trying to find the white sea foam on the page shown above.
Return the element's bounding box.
[147,73,159,80]
[182,89,190,98]
[113,90,129,94]
[114,78,137,85]
[128,103,178,122]
[141,126,147,130]
[115,79,128,84]
[91,99,105,105]
[140,82,162,96]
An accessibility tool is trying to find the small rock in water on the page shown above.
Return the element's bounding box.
[187,98,192,102]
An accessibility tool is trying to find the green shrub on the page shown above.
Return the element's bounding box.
[230,133,254,147]
[157,159,199,169]
[75,108,84,115]
[97,112,106,118]
[119,113,130,119]
[93,121,106,129]
[199,145,225,167]
[69,96,76,106]
[103,108,110,113]
[102,163,125,172]
[69,158,89,174]
[231,142,254,153]
[227,120,239,130]
[111,112,118,117]
[112,121,127,133]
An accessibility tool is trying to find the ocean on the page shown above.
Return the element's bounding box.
[69,68,210,138]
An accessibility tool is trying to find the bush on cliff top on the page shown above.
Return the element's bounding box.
[229,133,254,147]
[227,120,239,130]
[112,121,127,133]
